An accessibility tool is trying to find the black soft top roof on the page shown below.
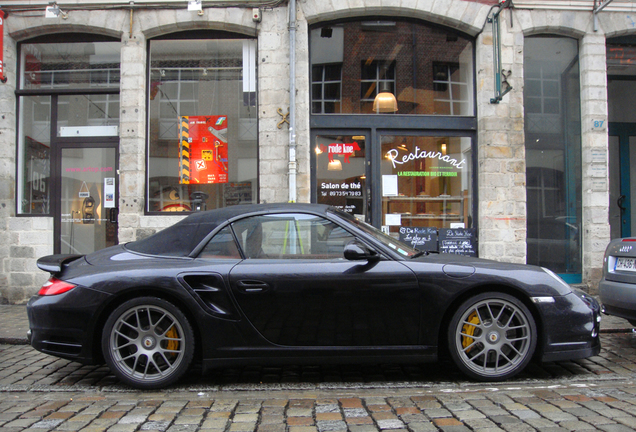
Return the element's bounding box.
[125,203,334,257]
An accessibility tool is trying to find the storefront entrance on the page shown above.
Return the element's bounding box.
[607,36,636,240]
[609,123,636,238]
[312,130,475,239]
[58,145,118,254]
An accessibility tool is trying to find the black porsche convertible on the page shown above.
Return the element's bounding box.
[28,203,601,389]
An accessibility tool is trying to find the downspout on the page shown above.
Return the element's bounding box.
[288,0,297,202]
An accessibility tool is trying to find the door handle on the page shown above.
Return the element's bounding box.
[618,195,626,211]
[109,208,119,224]
[236,280,269,293]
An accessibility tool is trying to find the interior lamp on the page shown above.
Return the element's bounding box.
[373,83,398,113]
[327,160,343,171]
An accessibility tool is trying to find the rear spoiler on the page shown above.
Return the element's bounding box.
[37,254,84,274]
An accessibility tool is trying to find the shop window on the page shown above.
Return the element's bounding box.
[381,135,473,235]
[524,36,582,281]
[17,39,121,216]
[312,64,342,113]
[147,36,258,213]
[310,20,474,116]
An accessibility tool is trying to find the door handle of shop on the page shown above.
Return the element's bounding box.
[236,280,269,293]
[618,195,626,211]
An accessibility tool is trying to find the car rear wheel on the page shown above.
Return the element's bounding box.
[102,297,194,389]
[448,292,537,381]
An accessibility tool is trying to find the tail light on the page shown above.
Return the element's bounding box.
[622,239,636,242]
[38,277,76,296]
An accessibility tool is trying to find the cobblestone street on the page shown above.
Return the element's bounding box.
[1,331,636,431]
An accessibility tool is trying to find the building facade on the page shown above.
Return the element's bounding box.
[0,0,634,303]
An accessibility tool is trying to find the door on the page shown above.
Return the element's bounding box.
[609,123,636,239]
[227,212,421,347]
[57,145,118,254]
[313,133,369,221]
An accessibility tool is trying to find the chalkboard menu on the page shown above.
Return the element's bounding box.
[439,228,477,256]
[399,227,438,251]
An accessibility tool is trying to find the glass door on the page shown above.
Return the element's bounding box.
[58,146,118,254]
[314,133,368,221]
[609,123,636,238]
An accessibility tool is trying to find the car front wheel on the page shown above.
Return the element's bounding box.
[102,297,194,389]
[448,292,537,381]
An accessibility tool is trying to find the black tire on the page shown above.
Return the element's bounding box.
[448,292,537,381]
[102,297,195,389]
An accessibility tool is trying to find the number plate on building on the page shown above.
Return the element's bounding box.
[615,257,636,272]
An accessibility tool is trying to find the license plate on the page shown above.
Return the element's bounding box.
[615,257,636,272]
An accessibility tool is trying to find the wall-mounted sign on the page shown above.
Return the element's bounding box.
[591,119,607,131]
[179,115,228,184]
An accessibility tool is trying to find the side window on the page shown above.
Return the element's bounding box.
[231,213,355,259]
[198,226,241,259]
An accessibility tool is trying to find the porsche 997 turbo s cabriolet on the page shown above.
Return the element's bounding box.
[28,203,601,389]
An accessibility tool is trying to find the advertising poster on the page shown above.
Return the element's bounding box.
[179,115,228,184]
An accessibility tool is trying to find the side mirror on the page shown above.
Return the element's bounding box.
[344,241,380,261]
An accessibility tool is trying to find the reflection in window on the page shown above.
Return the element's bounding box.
[199,226,241,259]
[147,36,258,213]
[232,214,355,259]
[310,20,474,115]
[315,135,367,220]
[524,36,582,280]
[433,63,470,115]
[22,41,120,90]
[312,64,342,113]
[18,97,51,215]
[360,61,396,112]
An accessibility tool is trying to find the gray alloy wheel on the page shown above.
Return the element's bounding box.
[102,297,194,389]
[448,292,537,381]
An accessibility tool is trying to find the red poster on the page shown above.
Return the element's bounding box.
[179,115,228,184]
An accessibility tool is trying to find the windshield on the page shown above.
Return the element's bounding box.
[329,210,420,258]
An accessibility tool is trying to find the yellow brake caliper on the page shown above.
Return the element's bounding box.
[462,311,480,351]
[165,326,180,355]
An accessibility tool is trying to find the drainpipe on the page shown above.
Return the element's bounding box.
[288,0,297,203]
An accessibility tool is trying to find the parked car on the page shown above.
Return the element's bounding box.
[28,203,601,389]
[599,237,636,326]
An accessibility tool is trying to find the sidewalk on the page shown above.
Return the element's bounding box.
[1,299,634,345]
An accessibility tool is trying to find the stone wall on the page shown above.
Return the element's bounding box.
[2,0,634,302]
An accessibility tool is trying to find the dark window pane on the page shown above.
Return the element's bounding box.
[324,83,340,99]
[324,64,341,81]
[324,102,337,113]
